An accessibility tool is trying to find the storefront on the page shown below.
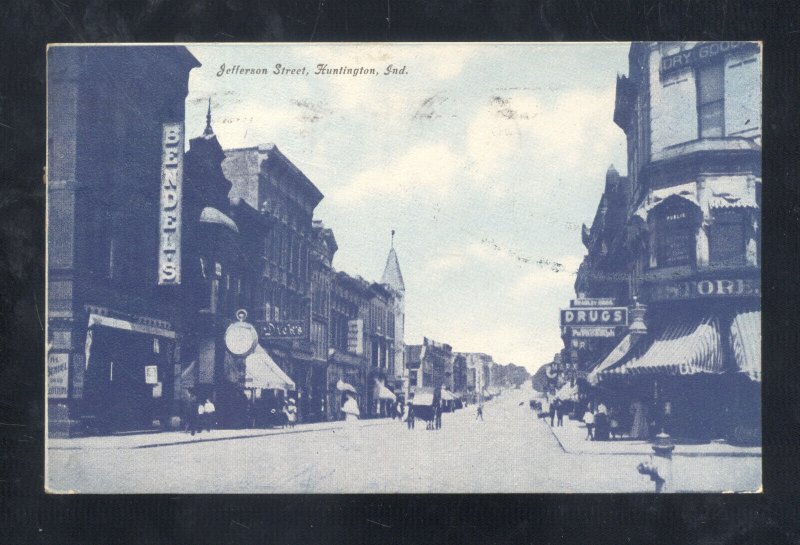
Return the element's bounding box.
[81,311,177,433]
[588,295,761,444]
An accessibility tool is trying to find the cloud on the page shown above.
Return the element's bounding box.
[331,142,461,205]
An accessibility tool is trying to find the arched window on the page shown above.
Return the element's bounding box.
[652,198,698,268]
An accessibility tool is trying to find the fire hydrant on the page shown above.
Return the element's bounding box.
[636,432,675,493]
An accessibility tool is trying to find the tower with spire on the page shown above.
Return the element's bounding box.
[381,230,406,386]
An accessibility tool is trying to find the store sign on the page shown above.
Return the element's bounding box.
[347,319,364,355]
[48,353,69,398]
[646,277,761,302]
[570,297,615,308]
[158,122,184,285]
[257,320,308,340]
[660,41,759,75]
[560,307,628,327]
[145,365,159,384]
[571,327,617,338]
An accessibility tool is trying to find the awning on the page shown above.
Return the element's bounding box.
[440,389,456,401]
[634,181,699,220]
[604,317,722,377]
[88,313,176,339]
[708,192,758,210]
[587,334,640,385]
[244,344,295,391]
[377,384,397,401]
[730,311,761,382]
[411,387,434,406]
[200,206,239,233]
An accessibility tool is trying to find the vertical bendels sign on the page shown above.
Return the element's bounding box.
[158,122,184,285]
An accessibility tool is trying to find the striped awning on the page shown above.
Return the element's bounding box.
[587,334,640,385]
[602,317,723,377]
[730,311,761,382]
[708,192,758,210]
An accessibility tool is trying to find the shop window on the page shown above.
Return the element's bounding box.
[697,63,725,138]
[710,209,746,266]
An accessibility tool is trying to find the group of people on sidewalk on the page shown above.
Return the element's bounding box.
[188,398,216,436]
[581,400,651,441]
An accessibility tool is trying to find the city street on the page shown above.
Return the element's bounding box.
[47,389,761,493]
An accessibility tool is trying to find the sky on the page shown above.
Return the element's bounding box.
[185,43,631,373]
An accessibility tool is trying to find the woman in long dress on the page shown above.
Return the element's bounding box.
[341,392,360,423]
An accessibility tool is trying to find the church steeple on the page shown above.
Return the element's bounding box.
[381,230,405,292]
[203,98,214,138]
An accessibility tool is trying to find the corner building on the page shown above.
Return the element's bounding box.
[583,42,761,444]
[47,47,200,436]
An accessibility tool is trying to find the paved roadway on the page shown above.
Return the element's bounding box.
[47,389,760,493]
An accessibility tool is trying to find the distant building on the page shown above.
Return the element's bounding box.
[458,353,495,402]
[381,233,406,401]
[406,338,452,391]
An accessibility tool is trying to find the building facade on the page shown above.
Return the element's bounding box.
[47,46,201,436]
[579,42,761,443]
[222,144,325,423]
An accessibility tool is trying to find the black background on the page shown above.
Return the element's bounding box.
[1,1,799,543]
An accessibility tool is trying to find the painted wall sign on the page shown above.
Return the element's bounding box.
[257,320,308,340]
[660,41,759,75]
[48,353,69,398]
[646,277,761,302]
[158,122,184,285]
[347,319,364,355]
[560,307,628,327]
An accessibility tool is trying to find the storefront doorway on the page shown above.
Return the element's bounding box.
[83,326,172,433]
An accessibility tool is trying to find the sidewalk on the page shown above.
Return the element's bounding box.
[47,417,398,451]
[543,415,761,458]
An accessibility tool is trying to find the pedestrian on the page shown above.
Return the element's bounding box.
[396,401,404,421]
[583,404,595,440]
[286,398,297,429]
[202,398,216,432]
[341,392,360,423]
[550,398,558,427]
[540,397,550,421]
[556,399,564,427]
[435,404,442,430]
[406,404,415,429]
[190,398,204,435]
[476,404,484,421]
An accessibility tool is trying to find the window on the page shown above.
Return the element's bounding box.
[654,203,696,268]
[709,209,746,266]
[697,63,724,137]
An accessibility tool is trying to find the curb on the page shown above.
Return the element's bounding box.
[541,420,761,458]
[133,420,396,449]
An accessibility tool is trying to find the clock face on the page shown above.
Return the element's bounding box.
[225,321,258,356]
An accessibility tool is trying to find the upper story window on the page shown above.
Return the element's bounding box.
[652,200,697,268]
[697,62,725,138]
[709,209,746,267]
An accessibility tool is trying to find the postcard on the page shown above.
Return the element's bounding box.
[45,42,761,493]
